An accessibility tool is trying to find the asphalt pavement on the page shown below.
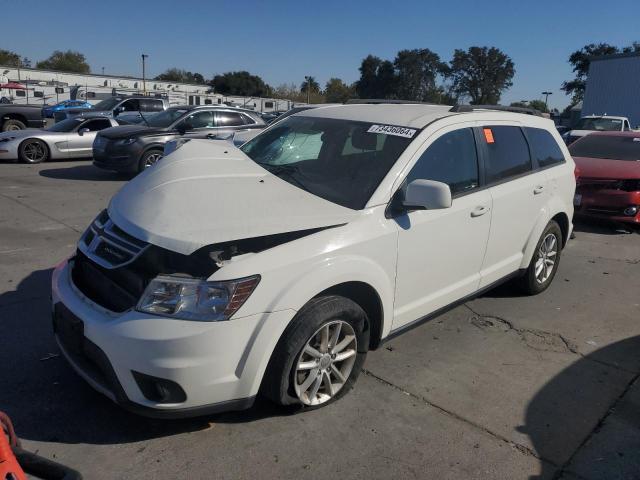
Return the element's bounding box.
[1,159,639,480]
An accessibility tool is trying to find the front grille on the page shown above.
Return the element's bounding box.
[585,206,624,216]
[577,178,640,193]
[78,210,148,269]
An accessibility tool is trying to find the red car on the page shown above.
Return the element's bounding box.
[570,131,640,224]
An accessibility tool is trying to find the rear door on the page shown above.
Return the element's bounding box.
[213,110,252,140]
[477,124,550,287]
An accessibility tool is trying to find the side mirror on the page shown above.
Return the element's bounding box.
[402,179,452,211]
[176,122,192,136]
[78,127,90,136]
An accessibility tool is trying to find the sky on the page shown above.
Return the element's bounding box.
[2,0,638,110]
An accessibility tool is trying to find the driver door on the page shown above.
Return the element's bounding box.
[65,118,112,158]
[392,125,492,330]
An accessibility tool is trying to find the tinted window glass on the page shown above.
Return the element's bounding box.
[120,99,139,112]
[525,127,565,168]
[407,128,479,195]
[140,99,164,112]
[216,111,245,126]
[569,135,640,161]
[483,126,531,183]
[186,111,214,129]
[241,114,255,125]
[81,119,111,131]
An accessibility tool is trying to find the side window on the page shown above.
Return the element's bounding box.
[525,127,565,168]
[81,119,112,131]
[119,99,139,112]
[406,128,479,196]
[186,111,214,129]
[215,111,245,127]
[482,126,532,183]
[241,114,255,125]
[140,99,164,112]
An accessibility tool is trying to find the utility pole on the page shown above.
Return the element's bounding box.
[304,75,311,104]
[102,66,105,75]
[141,54,149,95]
[542,91,553,108]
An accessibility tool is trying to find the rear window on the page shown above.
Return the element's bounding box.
[483,126,532,183]
[569,135,640,161]
[525,127,565,168]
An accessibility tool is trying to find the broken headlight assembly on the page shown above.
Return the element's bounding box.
[136,275,260,321]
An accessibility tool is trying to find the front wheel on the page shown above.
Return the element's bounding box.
[519,220,563,295]
[2,119,26,131]
[138,149,163,172]
[19,139,49,164]
[262,295,369,410]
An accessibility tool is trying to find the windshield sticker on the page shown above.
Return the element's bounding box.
[367,124,417,138]
[483,128,495,144]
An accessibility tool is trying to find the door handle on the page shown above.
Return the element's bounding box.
[470,206,490,217]
[206,133,217,139]
[533,185,545,195]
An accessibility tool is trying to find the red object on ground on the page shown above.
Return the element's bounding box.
[0,411,27,480]
[570,131,640,224]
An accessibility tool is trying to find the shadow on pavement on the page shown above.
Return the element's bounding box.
[573,217,640,235]
[0,268,293,446]
[38,164,129,182]
[521,335,640,479]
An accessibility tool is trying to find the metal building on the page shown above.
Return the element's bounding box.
[582,51,640,128]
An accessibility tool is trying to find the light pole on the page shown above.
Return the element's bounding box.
[304,75,311,104]
[141,54,149,95]
[542,91,553,108]
[102,66,105,75]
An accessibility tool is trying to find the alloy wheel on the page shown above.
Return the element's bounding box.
[23,141,46,162]
[293,320,357,406]
[144,152,163,168]
[535,233,558,284]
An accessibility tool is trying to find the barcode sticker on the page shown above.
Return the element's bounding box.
[367,124,417,138]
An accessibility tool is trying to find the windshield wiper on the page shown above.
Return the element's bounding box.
[257,163,312,193]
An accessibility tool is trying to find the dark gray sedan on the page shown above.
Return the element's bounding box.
[92,106,265,173]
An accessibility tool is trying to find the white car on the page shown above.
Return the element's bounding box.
[51,103,575,417]
[563,115,632,145]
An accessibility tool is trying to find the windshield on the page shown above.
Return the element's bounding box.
[46,118,83,132]
[240,116,415,209]
[569,135,640,161]
[145,108,188,128]
[574,117,623,132]
[91,98,121,111]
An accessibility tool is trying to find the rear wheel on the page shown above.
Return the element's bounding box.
[19,139,49,164]
[2,119,26,131]
[520,220,562,295]
[138,149,163,172]
[262,295,369,410]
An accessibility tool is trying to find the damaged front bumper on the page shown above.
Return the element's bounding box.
[574,188,640,224]
[51,258,295,418]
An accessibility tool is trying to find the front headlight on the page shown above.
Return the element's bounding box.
[137,275,260,321]
[118,138,137,145]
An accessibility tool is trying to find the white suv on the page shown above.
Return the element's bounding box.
[51,103,575,417]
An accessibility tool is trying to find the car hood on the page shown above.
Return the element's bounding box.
[99,124,169,139]
[0,129,43,141]
[108,140,357,255]
[574,156,640,180]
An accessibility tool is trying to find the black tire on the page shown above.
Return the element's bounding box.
[2,119,26,131]
[519,220,563,295]
[262,295,370,410]
[19,139,49,164]
[138,149,163,172]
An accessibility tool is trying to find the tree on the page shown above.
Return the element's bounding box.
[448,46,515,105]
[527,99,549,113]
[36,50,90,73]
[0,49,30,68]
[155,68,205,84]
[562,42,640,102]
[300,76,320,94]
[324,78,353,103]
[211,71,271,96]
[355,55,397,99]
[393,48,447,102]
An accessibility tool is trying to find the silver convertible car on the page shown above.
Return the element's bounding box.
[0,115,120,163]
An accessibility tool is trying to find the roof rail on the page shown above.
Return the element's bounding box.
[346,99,443,106]
[450,104,544,116]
